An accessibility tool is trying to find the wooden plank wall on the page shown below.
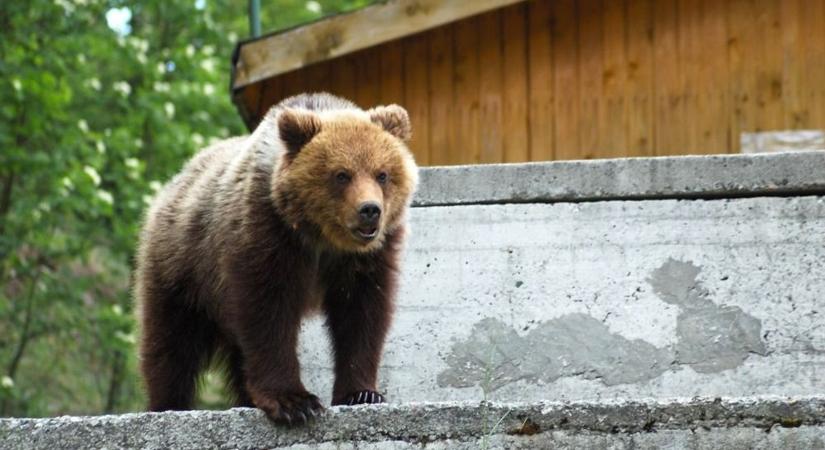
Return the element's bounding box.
[236,0,825,166]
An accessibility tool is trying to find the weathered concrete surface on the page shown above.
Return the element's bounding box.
[413,150,825,206]
[2,397,823,449]
[298,195,825,405]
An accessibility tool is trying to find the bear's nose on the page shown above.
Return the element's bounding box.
[358,202,382,223]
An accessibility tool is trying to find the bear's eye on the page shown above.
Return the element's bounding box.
[335,171,351,184]
[376,171,389,185]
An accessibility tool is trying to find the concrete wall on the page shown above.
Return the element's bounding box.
[295,151,825,406]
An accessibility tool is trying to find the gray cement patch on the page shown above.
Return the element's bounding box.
[438,259,767,391]
[648,259,767,373]
[437,314,673,390]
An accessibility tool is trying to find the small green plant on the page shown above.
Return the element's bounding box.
[479,338,512,449]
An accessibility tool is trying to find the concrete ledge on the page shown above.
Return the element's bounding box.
[414,151,825,206]
[2,397,823,449]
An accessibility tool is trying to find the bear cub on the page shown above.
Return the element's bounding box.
[134,93,418,424]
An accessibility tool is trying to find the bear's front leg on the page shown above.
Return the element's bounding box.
[323,249,396,406]
[227,264,324,425]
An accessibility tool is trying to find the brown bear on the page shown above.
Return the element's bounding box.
[134,93,418,425]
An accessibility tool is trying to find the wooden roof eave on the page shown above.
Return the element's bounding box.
[230,0,529,91]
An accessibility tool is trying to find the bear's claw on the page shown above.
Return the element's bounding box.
[259,392,324,426]
[343,390,385,405]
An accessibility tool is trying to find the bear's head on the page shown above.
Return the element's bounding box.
[272,104,418,253]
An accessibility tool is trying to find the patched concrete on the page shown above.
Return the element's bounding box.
[436,258,770,391]
[298,195,825,405]
[2,397,824,449]
[413,150,825,206]
[647,259,767,373]
[437,314,674,389]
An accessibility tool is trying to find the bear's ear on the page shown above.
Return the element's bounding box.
[368,105,411,142]
[278,109,322,155]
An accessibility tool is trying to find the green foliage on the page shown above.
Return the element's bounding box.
[0,0,374,418]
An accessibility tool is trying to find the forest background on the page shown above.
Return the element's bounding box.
[0,0,375,417]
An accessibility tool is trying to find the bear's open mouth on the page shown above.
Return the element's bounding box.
[354,225,379,241]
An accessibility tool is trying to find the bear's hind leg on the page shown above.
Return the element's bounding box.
[139,284,217,411]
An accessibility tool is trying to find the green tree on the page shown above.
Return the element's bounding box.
[1,0,379,418]
[0,0,240,417]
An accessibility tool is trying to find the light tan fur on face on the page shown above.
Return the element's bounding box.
[272,110,418,253]
[343,175,384,226]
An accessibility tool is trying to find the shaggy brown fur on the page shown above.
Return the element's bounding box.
[134,93,417,425]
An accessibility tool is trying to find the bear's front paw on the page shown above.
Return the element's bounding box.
[339,390,385,406]
[256,391,324,426]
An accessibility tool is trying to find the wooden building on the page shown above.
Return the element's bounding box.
[230,0,825,166]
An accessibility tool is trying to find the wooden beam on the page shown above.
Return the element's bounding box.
[232,0,529,89]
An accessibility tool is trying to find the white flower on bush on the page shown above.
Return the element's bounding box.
[54,0,75,14]
[149,181,163,192]
[125,158,140,169]
[186,45,195,57]
[164,102,175,118]
[191,133,205,146]
[203,83,215,95]
[200,58,216,73]
[115,331,136,345]
[97,190,114,205]
[86,77,102,91]
[128,37,149,53]
[12,78,22,92]
[136,52,148,65]
[113,81,131,97]
[83,166,101,186]
[1,376,13,389]
[96,140,106,154]
[153,81,170,93]
[134,138,143,148]
[202,45,215,56]
[77,119,89,133]
[306,1,322,13]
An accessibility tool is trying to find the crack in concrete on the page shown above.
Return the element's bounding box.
[437,259,768,391]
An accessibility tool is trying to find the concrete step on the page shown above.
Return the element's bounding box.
[298,151,825,407]
[2,396,823,449]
